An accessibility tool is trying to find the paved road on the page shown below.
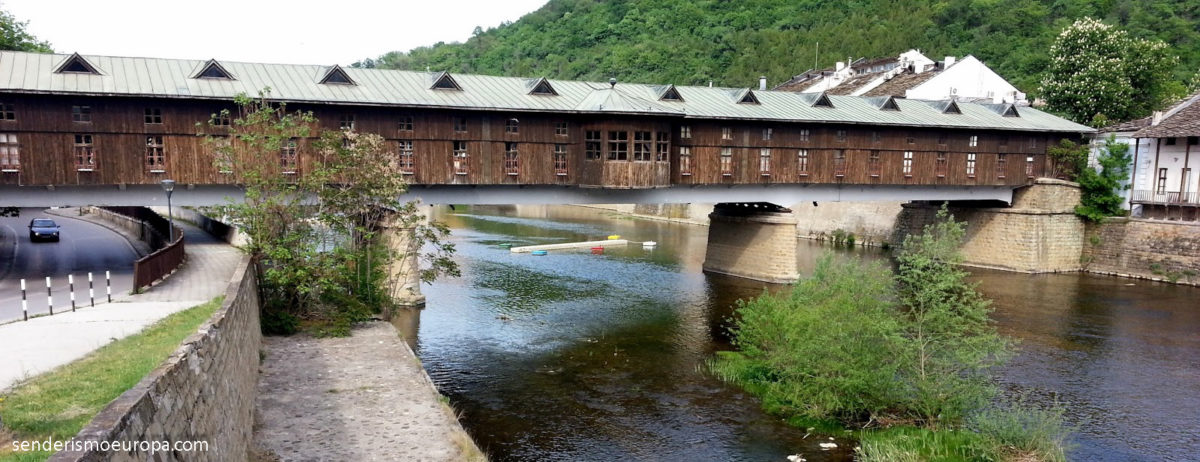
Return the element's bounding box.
[0,208,137,323]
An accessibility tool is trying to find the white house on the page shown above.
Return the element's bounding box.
[1123,91,1200,220]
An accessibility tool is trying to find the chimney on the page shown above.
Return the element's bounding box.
[1152,111,1164,126]
[835,61,845,71]
[759,76,767,91]
[709,80,713,88]
[944,56,955,68]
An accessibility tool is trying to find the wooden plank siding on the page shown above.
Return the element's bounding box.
[0,93,1062,189]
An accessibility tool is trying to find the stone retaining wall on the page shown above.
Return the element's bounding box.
[51,256,261,462]
[1084,218,1200,285]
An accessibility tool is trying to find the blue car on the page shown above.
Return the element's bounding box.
[28,218,61,242]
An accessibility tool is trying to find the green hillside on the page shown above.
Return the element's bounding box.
[359,0,1199,96]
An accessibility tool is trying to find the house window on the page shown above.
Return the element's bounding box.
[763,128,773,141]
[214,111,230,126]
[1189,137,1199,146]
[72,105,91,123]
[903,151,913,176]
[554,144,568,176]
[759,148,771,175]
[145,136,165,171]
[680,125,691,139]
[74,134,95,170]
[505,118,519,134]
[797,149,809,175]
[504,142,519,175]
[997,154,1007,179]
[585,130,602,160]
[679,146,693,176]
[1157,168,1168,194]
[339,114,355,131]
[656,132,670,161]
[936,152,948,177]
[398,116,413,132]
[0,134,19,171]
[721,127,733,141]
[608,131,628,161]
[397,140,414,174]
[453,141,469,175]
[0,103,13,121]
[453,117,467,133]
[720,147,733,176]
[1026,155,1036,177]
[555,122,568,136]
[836,129,847,142]
[633,131,653,161]
[969,135,978,147]
[1166,138,1177,146]
[799,129,810,142]
[869,150,881,177]
[280,138,298,173]
[144,108,162,124]
[966,153,976,177]
[834,149,847,176]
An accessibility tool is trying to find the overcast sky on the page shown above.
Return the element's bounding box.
[2,0,548,65]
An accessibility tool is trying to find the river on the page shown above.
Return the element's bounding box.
[396,205,1200,461]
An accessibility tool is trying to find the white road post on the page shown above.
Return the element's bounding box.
[88,272,95,307]
[20,278,27,321]
[69,274,76,312]
[106,270,112,303]
[46,276,53,315]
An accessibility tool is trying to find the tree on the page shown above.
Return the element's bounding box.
[1040,17,1180,125]
[1076,135,1133,221]
[1046,138,1089,180]
[1,8,51,52]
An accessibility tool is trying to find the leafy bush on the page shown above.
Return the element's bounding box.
[970,401,1073,462]
[1076,136,1133,222]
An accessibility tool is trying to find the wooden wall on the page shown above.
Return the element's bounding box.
[0,93,1063,190]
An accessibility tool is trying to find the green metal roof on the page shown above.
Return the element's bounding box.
[0,51,1094,133]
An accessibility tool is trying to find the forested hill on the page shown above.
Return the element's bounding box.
[359,0,1199,95]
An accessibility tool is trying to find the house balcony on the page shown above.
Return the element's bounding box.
[1132,190,1199,206]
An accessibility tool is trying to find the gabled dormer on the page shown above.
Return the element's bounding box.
[319,65,356,86]
[736,89,761,105]
[943,100,961,114]
[430,71,462,91]
[1000,104,1019,117]
[54,53,101,75]
[527,77,557,96]
[876,95,901,111]
[193,59,235,80]
[658,84,684,102]
[803,91,834,108]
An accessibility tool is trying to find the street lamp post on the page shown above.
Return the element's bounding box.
[161,179,175,242]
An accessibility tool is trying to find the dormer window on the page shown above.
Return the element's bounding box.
[193,59,234,80]
[54,53,101,75]
[811,92,834,108]
[528,77,557,96]
[659,85,684,102]
[737,89,760,105]
[431,72,462,91]
[320,65,356,86]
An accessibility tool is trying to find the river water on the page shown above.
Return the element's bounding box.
[398,205,1200,461]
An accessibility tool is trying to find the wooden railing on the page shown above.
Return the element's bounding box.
[1132,190,1199,205]
[99,207,186,290]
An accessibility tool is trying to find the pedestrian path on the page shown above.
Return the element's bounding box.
[0,217,243,392]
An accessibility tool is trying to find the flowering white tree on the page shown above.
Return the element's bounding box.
[1040,17,1179,126]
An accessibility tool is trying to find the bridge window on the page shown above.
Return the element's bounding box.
[504,142,519,175]
[906,133,915,144]
[997,154,1007,179]
[585,131,602,160]
[72,105,91,123]
[836,130,847,142]
[505,118,519,134]
[398,140,414,175]
[872,131,881,143]
[763,128,773,141]
[721,127,733,141]
[454,117,467,133]
[280,138,298,174]
[0,103,13,121]
[214,110,230,126]
[679,146,692,176]
[799,129,810,142]
[935,152,947,178]
[398,116,413,132]
[144,108,162,124]
[1026,155,1036,177]
[74,134,95,171]
[339,114,355,131]
[999,135,1009,147]
[453,141,469,175]
[969,135,978,147]
[1028,137,1038,149]
[608,131,628,161]
[833,149,847,177]
[554,144,568,176]
[145,136,165,172]
[0,134,19,172]
[966,153,976,178]
[868,150,881,177]
[720,148,733,176]
[656,132,670,162]
[937,133,947,145]
[555,122,568,136]
[1156,168,1168,194]
[797,149,809,176]
[680,125,691,139]
[759,148,771,176]
[903,151,913,177]
[633,131,653,161]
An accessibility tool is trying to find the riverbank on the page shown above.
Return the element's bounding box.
[253,322,485,461]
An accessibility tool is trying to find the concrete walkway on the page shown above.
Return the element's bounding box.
[254,322,484,462]
[0,215,242,392]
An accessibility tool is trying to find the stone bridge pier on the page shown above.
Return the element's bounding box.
[702,202,800,283]
[380,215,427,308]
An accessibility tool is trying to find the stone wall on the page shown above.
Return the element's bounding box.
[703,207,800,283]
[792,201,905,246]
[1084,218,1200,285]
[894,179,1086,273]
[52,256,262,462]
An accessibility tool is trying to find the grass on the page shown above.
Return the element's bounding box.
[0,297,223,461]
